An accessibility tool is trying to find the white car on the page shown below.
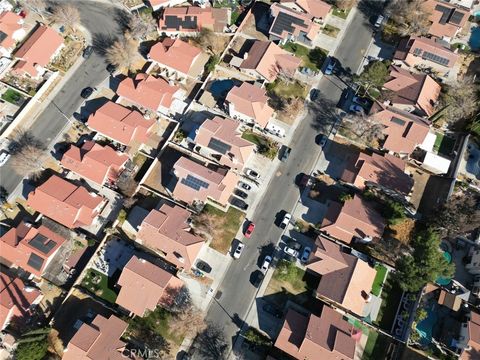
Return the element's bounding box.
[284,246,299,258]
[261,255,272,273]
[233,242,245,259]
[300,247,312,263]
[245,168,260,180]
[0,150,11,167]
[280,213,292,229]
[374,15,384,29]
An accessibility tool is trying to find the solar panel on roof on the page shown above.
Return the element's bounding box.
[27,253,44,271]
[413,48,422,56]
[163,15,197,30]
[435,4,452,25]
[449,11,465,25]
[422,51,450,66]
[29,234,56,255]
[181,174,210,191]
[271,11,307,36]
[0,31,7,43]
[208,138,231,155]
[391,117,406,126]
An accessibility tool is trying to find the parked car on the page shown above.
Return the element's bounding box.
[231,197,248,210]
[245,222,255,238]
[82,46,94,59]
[316,134,327,148]
[352,96,370,107]
[310,88,319,101]
[195,260,212,273]
[283,246,299,258]
[261,255,272,273]
[251,270,265,287]
[285,238,302,250]
[374,14,384,29]
[80,87,94,99]
[106,63,117,74]
[324,57,336,75]
[300,247,312,263]
[349,104,364,114]
[238,181,252,191]
[7,141,19,153]
[245,168,260,180]
[280,213,291,229]
[280,146,291,162]
[262,303,283,318]
[234,188,248,199]
[233,242,245,259]
[0,150,10,167]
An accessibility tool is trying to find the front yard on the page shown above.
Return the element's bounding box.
[80,268,118,303]
[241,131,279,159]
[332,7,350,19]
[322,24,341,38]
[281,42,327,71]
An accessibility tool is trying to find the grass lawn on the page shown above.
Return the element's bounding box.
[203,204,245,253]
[241,131,264,146]
[362,330,391,360]
[332,7,350,19]
[81,268,118,303]
[433,133,455,156]
[374,274,403,331]
[132,152,147,167]
[322,24,341,38]
[281,42,326,71]
[371,265,388,296]
[267,79,308,100]
[1,89,24,105]
[273,259,307,292]
[242,130,278,159]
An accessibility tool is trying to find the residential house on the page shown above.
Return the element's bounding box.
[61,141,129,187]
[115,256,183,317]
[26,175,106,229]
[12,25,63,78]
[269,3,321,47]
[148,38,209,80]
[274,306,361,360]
[320,194,386,244]
[383,65,441,117]
[371,105,432,157]
[306,237,376,316]
[394,36,459,75]
[63,314,128,360]
[0,271,41,330]
[148,0,184,11]
[225,81,274,128]
[239,40,301,82]
[279,0,332,23]
[117,73,184,116]
[170,156,238,207]
[423,0,469,42]
[340,151,414,201]
[0,11,25,57]
[136,202,204,269]
[457,311,480,359]
[158,6,230,35]
[190,116,255,170]
[0,221,66,278]
[466,248,480,297]
[86,100,155,147]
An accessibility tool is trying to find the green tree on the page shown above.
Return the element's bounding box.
[14,328,50,360]
[355,60,390,93]
[385,200,406,226]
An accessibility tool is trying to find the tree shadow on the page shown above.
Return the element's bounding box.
[306,94,340,132]
[92,32,118,57]
[357,0,385,21]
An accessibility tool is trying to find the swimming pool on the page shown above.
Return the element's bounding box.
[436,251,452,286]
[469,26,480,50]
[416,303,438,345]
[210,79,235,98]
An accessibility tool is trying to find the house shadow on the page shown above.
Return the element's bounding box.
[78,96,111,122]
[249,2,271,37]
[357,0,385,20]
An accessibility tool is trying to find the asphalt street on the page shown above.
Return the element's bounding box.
[199,10,375,357]
[0,1,125,195]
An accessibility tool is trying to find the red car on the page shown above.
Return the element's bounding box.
[245,222,255,238]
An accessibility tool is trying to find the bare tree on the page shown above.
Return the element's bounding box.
[269,61,295,83]
[192,324,228,360]
[169,307,206,337]
[161,286,193,314]
[10,143,48,177]
[439,77,479,126]
[341,113,385,147]
[19,0,47,20]
[49,3,81,33]
[386,0,430,36]
[128,12,157,40]
[106,32,140,71]
[190,28,225,55]
[335,0,357,10]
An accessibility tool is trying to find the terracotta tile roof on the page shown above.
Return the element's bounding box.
[172,156,238,206]
[423,0,469,39]
[240,40,301,82]
[371,105,431,155]
[384,66,441,117]
[158,6,229,33]
[225,82,274,127]
[116,256,183,316]
[117,73,180,113]
[275,307,357,360]
[340,151,413,196]
[61,141,129,186]
[149,38,202,76]
[0,271,41,330]
[137,202,204,270]
[394,36,459,68]
[461,312,480,360]
[0,222,66,277]
[289,0,332,19]
[193,116,255,166]
[12,25,63,77]
[0,11,23,50]
[87,100,155,146]
[269,3,321,42]
[26,175,104,229]
[307,237,376,316]
[320,195,386,244]
[64,315,127,360]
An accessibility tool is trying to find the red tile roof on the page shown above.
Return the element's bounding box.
[116,256,183,316]
[423,0,469,39]
[149,38,202,76]
[0,11,23,50]
[0,222,66,277]
[461,311,480,360]
[158,6,229,33]
[27,175,104,229]
[13,25,63,77]
[87,101,155,146]
[286,0,332,19]
[117,73,180,113]
[269,4,320,42]
[61,141,129,186]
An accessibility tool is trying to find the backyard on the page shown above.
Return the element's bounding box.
[434,133,456,157]
[362,330,392,360]
[374,273,403,331]
[80,268,118,303]
[281,42,327,71]
[371,264,388,297]
[1,88,25,105]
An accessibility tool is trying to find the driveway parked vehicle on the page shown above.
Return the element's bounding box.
[285,238,302,251]
[283,246,299,258]
[324,57,336,75]
[195,260,212,273]
[280,213,291,229]
[261,255,272,273]
[245,168,260,180]
[244,222,255,238]
[230,197,248,210]
[233,242,245,259]
[234,189,248,199]
[300,247,312,263]
[353,96,370,107]
[238,182,252,191]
